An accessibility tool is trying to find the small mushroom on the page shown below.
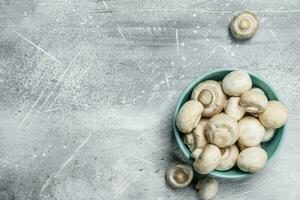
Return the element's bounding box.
[224,97,245,120]
[166,162,194,189]
[193,144,221,174]
[230,11,259,39]
[259,100,288,129]
[237,147,268,173]
[191,147,203,160]
[183,133,195,150]
[222,70,252,96]
[195,177,219,200]
[237,142,261,151]
[205,113,239,148]
[240,88,268,114]
[216,144,239,171]
[176,100,204,133]
[262,128,275,142]
[191,80,227,117]
[238,116,265,147]
[192,120,208,149]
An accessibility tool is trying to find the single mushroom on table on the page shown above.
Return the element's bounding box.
[222,70,252,96]
[176,100,204,133]
[191,80,227,117]
[193,144,221,174]
[224,97,245,120]
[216,144,239,171]
[259,100,288,129]
[238,116,265,147]
[205,113,239,148]
[240,88,268,114]
[237,147,268,173]
[230,11,259,39]
[196,177,219,200]
[166,162,194,189]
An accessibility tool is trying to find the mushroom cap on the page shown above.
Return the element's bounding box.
[240,88,268,113]
[222,70,252,96]
[166,162,194,189]
[225,97,245,120]
[259,100,288,129]
[230,11,259,39]
[191,80,227,117]
[192,120,208,149]
[237,147,268,173]
[237,142,261,151]
[193,144,221,174]
[205,113,239,148]
[183,133,195,150]
[176,100,204,133]
[238,116,265,147]
[216,144,239,171]
[196,178,219,200]
[191,147,203,160]
[262,128,275,142]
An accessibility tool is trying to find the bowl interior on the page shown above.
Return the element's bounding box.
[173,68,286,179]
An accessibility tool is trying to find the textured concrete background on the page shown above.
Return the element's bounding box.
[0,0,300,199]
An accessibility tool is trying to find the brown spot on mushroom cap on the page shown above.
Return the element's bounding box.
[259,100,288,129]
[191,80,226,117]
[176,100,204,133]
[230,11,259,39]
[237,147,268,173]
[238,116,265,147]
[205,113,239,148]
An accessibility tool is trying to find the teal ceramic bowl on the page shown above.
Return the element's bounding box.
[173,68,286,179]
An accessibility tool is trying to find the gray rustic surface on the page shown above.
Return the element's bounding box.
[0,0,300,199]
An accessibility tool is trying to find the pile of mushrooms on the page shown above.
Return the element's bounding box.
[166,70,288,199]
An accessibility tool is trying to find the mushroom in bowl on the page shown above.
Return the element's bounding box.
[173,68,287,179]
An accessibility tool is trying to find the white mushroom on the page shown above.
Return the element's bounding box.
[262,128,275,142]
[191,148,203,160]
[176,100,204,133]
[240,88,268,114]
[216,144,239,171]
[230,11,259,39]
[259,100,288,129]
[166,162,194,189]
[192,120,208,149]
[222,70,252,96]
[191,80,227,117]
[195,177,219,200]
[183,133,195,150]
[237,142,261,151]
[224,97,245,120]
[237,147,268,173]
[238,116,265,147]
[193,144,221,174]
[205,113,239,148]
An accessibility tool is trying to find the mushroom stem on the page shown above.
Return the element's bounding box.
[199,89,214,105]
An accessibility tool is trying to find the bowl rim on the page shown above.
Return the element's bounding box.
[173,67,286,179]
